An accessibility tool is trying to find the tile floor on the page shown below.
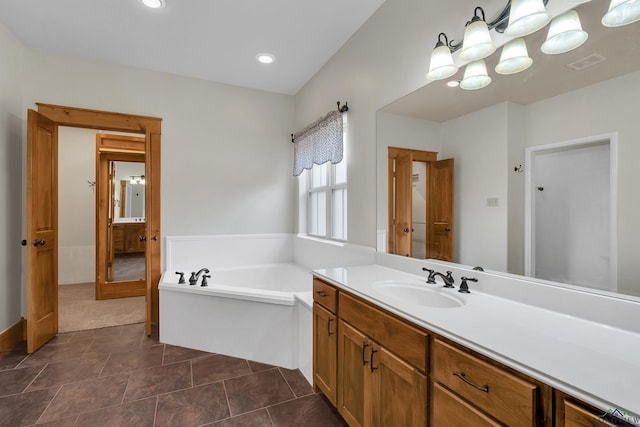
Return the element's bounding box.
[0,323,346,427]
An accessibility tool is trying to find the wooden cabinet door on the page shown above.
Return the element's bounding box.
[372,346,427,427]
[428,158,454,261]
[313,303,337,405]
[338,320,369,427]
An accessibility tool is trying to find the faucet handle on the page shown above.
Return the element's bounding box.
[459,277,478,293]
[175,271,185,284]
[201,274,211,287]
[188,272,197,286]
[422,267,436,284]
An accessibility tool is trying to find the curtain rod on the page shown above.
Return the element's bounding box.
[291,101,349,143]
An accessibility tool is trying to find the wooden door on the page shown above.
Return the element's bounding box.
[372,346,427,427]
[313,303,337,404]
[107,161,116,282]
[338,320,369,427]
[394,153,413,257]
[428,158,454,261]
[26,110,58,353]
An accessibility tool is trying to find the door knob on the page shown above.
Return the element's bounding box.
[445,227,452,232]
[151,236,158,241]
[403,227,410,233]
[21,240,27,246]
[139,236,147,242]
[32,239,45,246]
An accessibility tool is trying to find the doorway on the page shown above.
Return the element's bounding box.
[26,104,162,353]
[525,133,618,292]
[387,147,454,260]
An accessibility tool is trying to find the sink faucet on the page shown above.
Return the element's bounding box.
[189,268,210,286]
[422,268,455,288]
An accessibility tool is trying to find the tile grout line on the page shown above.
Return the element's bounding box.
[221,379,233,418]
[277,367,297,398]
[31,384,63,425]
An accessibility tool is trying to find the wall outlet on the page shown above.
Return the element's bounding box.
[487,197,499,207]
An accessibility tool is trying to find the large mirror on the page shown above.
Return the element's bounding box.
[376,0,640,298]
[108,161,146,283]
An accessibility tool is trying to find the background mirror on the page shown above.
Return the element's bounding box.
[376,0,640,297]
[108,161,146,283]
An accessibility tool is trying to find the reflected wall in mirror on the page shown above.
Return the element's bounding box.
[376,0,640,297]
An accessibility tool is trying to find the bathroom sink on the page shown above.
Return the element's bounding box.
[371,281,464,308]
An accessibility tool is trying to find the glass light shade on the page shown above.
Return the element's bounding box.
[495,38,533,75]
[139,0,166,8]
[427,44,458,80]
[460,60,491,90]
[459,20,496,61]
[504,0,551,37]
[541,10,588,55]
[602,0,640,27]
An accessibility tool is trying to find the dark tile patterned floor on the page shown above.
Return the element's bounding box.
[0,323,346,427]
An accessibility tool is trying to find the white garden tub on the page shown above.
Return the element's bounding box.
[159,262,312,372]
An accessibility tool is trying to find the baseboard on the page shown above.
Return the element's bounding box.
[0,317,26,352]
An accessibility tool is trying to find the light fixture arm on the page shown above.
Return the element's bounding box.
[440,0,550,54]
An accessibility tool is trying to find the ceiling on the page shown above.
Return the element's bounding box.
[0,0,385,95]
[382,0,640,122]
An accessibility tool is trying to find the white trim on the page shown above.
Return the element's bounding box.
[524,132,618,291]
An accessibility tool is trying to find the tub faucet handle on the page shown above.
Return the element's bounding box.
[175,272,185,284]
[201,274,211,287]
[188,272,197,286]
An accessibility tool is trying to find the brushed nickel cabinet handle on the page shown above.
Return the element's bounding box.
[453,372,489,393]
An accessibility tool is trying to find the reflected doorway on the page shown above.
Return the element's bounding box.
[388,147,454,260]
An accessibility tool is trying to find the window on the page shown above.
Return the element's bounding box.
[307,155,347,241]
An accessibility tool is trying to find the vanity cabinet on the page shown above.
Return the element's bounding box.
[312,276,627,427]
[112,222,146,254]
[312,279,338,405]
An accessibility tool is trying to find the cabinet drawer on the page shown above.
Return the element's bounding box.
[339,292,428,371]
[432,382,501,427]
[562,398,626,427]
[313,278,337,313]
[433,339,538,427]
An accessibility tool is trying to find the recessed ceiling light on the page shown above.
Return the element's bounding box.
[139,0,166,9]
[256,53,276,64]
[446,80,460,88]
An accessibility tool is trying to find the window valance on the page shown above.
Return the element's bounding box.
[292,110,343,176]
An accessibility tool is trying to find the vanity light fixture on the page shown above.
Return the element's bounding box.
[504,0,551,38]
[541,10,588,54]
[460,7,497,62]
[495,38,533,74]
[602,0,640,27]
[460,60,492,90]
[256,53,276,64]
[426,33,459,80]
[130,175,146,184]
[139,0,166,9]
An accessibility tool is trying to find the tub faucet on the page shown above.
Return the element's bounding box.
[189,268,210,286]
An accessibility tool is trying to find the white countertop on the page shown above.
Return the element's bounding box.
[313,264,640,422]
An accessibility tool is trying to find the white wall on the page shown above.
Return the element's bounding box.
[58,127,96,284]
[0,25,23,332]
[441,103,509,271]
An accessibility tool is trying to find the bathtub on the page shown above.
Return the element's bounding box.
[159,262,313,375]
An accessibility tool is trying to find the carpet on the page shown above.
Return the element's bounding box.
[58,283,145,333]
